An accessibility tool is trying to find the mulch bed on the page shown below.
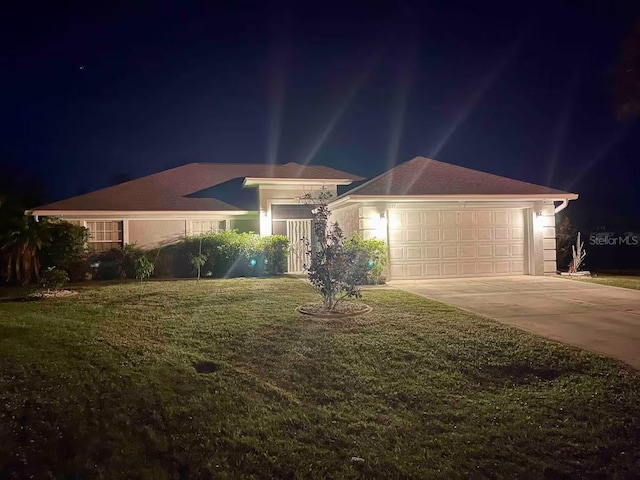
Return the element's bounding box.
[296,302,372,318]
[26,290,78,300]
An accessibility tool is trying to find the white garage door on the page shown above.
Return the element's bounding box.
[388,208,526,279]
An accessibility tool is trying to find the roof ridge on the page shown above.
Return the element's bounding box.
[411,156,569,191]
[341,155,573,198]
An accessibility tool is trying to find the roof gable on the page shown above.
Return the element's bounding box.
[344,156,576,197]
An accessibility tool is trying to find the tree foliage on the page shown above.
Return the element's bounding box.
[556,216,574,271]
[303,190,362,310]
[1,216,50,285]
[39,220,90,281]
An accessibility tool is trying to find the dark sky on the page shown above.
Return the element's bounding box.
[2,1,639,226]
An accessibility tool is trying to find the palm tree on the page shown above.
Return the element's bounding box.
[1,216,50,285]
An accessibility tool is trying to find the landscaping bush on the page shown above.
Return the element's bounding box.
[262,235,289,276]
[39,220,90,282]
[344,233,388,284]
[39,266,69,290]
[91,244,145,280]
[146,232,289,279]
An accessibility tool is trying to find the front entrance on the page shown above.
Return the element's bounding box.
[285,219,312,274]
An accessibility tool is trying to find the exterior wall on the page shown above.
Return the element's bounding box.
[359,205,388,241]
[541,203,557,274]
[128,220,187,249]
[330,204,360,238]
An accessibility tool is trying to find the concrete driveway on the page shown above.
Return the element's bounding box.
[389,276,640,370]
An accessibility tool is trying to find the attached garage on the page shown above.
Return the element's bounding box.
[387,207,527,279]
[328,156,579,280]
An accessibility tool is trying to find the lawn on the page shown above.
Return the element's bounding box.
[567,274,640,291]
[1,278,639,479]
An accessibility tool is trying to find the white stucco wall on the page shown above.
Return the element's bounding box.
[330,204,360,238]
[128,220,187,249]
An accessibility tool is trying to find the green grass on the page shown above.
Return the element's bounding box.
[568,274,640,290]
[1,278,639,479]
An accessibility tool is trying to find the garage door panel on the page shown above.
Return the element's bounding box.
[461,263,477,275]
[425,264,441,276]
[389,208,526,279]
[389,264,404,277]
[440,211,457,225]
[425,246,441,259]
[442,228,458,241]
[494,227,509,240]
[477,211,492,224]
[460,245,476,258]
[459,211,475,225]
[459,228,476,241]
[478,228,492,240]
[406,229,422,242]
[477,262,494,274]
[389,247,404,260]
[389,230,404,243]
[442,245,458,258]
[425,229,440,242]
[442,263,458,276]
[512,227,524,240]
[406,264,423,277]
[494,210,509,224]
[511,210,525,225]
[424,211,439,225]
[495,261,511,274]
[406,211,422,225]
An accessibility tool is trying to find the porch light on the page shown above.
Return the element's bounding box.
[250,259,257,267]
[259,210,272,237]
[370,211,388,240]
[533,211,545,229]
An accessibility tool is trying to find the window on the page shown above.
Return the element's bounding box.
[191,220,224,236]
[86,221,123,252]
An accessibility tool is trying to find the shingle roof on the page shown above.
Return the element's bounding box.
[344,156,575,197]
[34,162,364,212]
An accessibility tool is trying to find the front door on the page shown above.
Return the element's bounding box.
[286,219,312,274]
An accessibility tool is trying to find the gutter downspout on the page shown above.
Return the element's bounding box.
[554,199,569,214]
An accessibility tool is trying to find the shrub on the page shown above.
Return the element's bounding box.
[262,235,289,276]
[145,232,289,279]
[39,220,90,282]
[89,244,147,280]
[344,233,388,284]
[39,266,70,290]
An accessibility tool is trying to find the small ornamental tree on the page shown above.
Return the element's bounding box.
[135,256,155,299]
[189,237,208,281]
[303,190,361,311]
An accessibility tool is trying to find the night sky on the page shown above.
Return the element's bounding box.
[2,1,639,227]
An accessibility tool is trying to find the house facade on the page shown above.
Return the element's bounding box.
[28,157,578,278]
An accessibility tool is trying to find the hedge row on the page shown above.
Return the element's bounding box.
[93,231,289,280]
